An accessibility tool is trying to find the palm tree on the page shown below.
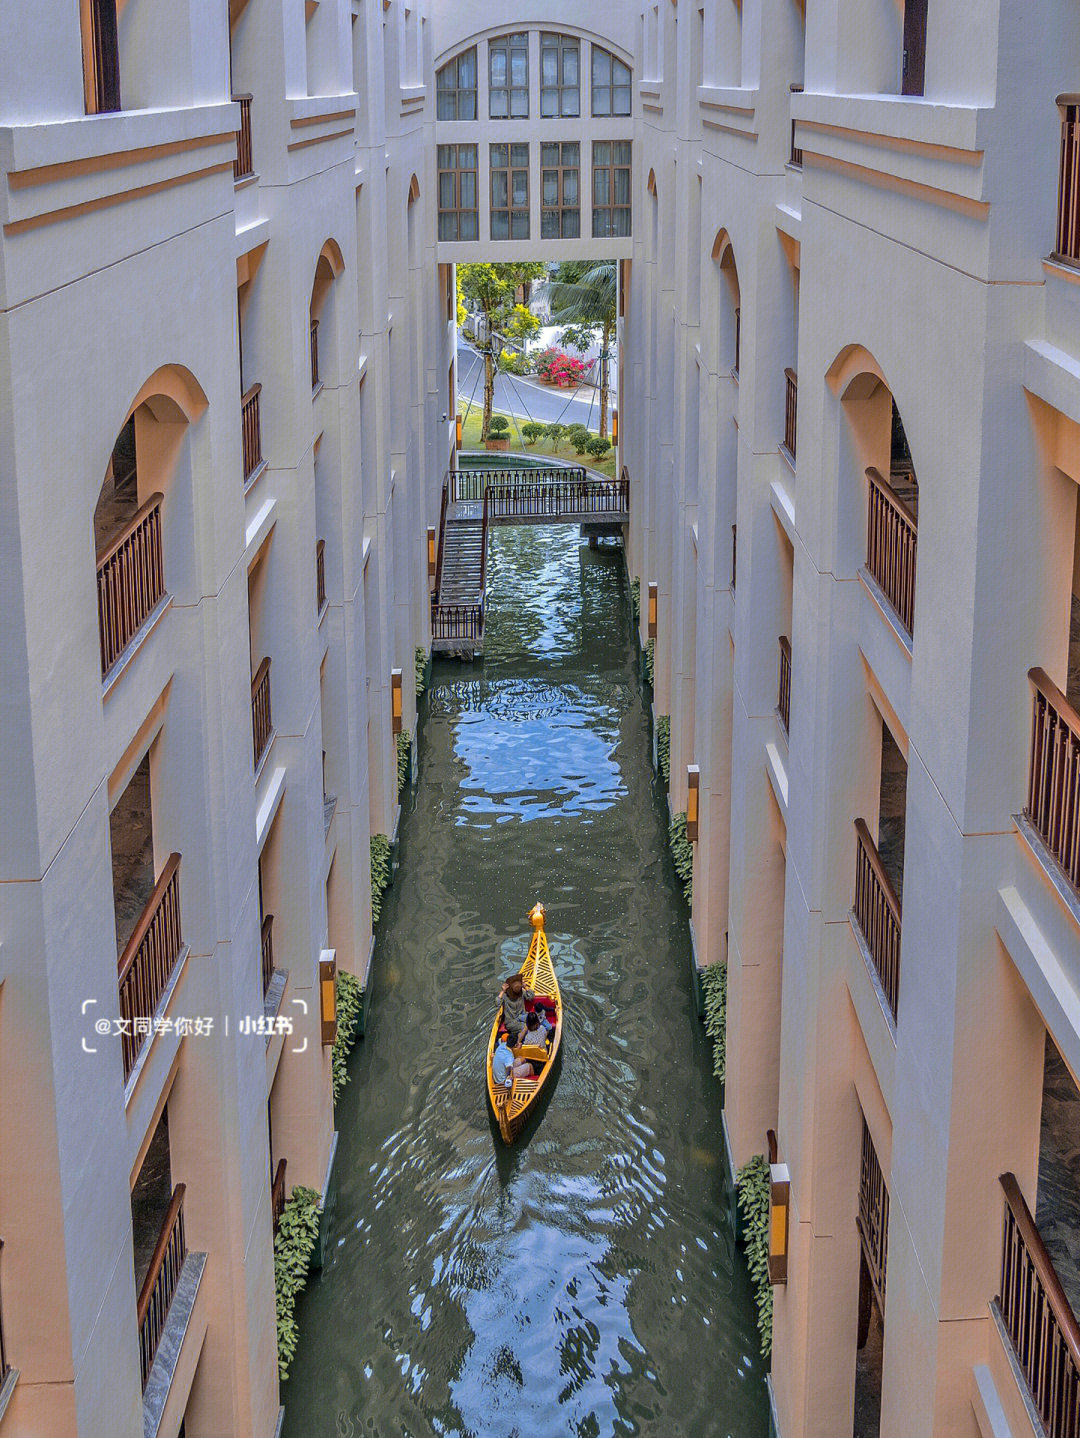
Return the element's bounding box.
[548,261,618,440]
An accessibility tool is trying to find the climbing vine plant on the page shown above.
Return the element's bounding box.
[274,1184,320,1380]
[737,1153,774,1357]
[700,960,727,1085]
[331,971,364,1102]
[370,833,391,927]
[668,811,693,906]
[656,714,671,786]
[630,576,641,624]
[415,645,428,700]
[644,637,655,689]
[397,730,412,796]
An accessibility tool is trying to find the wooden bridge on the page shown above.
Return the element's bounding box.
[431,466,630,656]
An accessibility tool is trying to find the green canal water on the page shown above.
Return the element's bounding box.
[283,524,769,1437]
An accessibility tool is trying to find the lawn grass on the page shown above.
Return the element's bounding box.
[458,398,618,480]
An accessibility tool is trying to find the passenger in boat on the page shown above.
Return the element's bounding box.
[497,972,534,1043]
[492,1032,531,1087]
[520,1010,552,1050]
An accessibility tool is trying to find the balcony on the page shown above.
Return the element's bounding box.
[0,1242,15,1417]
[783,368,797,464]
[310,319,320,392]
[865,466,917,638]
[998,1172,1080,1438]
[733,306,741,379]
[251,658,273,773]
[789,84,804,166]
[858,1117,889,1312]
[233,94,253,181]
[96,494,165,677]
[1025,668,1080,897]
[852,819,901,1021]
[1055,98,1080,268]
[118,855,183,1082]
[260,913,275,998]
[778,636,791,734]
[138,1184,186,1389]
[271,1159,288,1235]
[241,384,264,487]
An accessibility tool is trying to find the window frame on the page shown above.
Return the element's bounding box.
[592,140,632,238]
[488,32,529,120]
[540,32,581,118]
[490,143,530,241]
[435,46,478,122]
[437,144,479,242]
[540,141,581,240]
[591,45,632,117]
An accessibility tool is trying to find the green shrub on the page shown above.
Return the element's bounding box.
[656,714,671,785]
[644,637,655,688]
[414,646,427,699]
[331,970,364,1102]
[397,730,411,796]
[274,1184,320,1380]
[545,422,565,447]
[586,435,612,460]
[631,577,641,624]
[737,1153,774,1357]
[701,961,727,1084]
[566,422,589,440]
[669,810,693,907]
[570,428,592,455]
[370,833,391,927]
[521,421,545,444]
[487,415,510,438]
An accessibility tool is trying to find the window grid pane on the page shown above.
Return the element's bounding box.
[438,144,479,240]
[591,45,632,117]
[490,33,529,119]
[490,142,530,241]
[592,140,632,238]
[436,47,478,121]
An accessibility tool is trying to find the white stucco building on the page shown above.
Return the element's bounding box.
[2,0,1080,1434]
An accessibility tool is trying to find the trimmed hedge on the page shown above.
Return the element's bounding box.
[370,833,391,927]
[669,811,693,907]
[701,961,727,1085]
[274,1184,320,1380]
[737,1153,774,1357]
[331,971,364,1102]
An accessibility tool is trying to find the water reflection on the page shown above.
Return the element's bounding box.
[282,526,767,1438]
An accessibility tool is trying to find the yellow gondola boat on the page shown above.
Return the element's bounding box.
[486,903,562,1145]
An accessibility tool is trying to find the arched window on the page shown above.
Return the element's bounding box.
[436,47,477,121]
[591,45,631,116]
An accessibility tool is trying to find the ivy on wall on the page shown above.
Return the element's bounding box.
[370,834,391,927]
[656,714,671,786]
[274,1185,320,1379]
[630,576,641,624]
[415,645,428,699]
[397,730,412,796]
[700,961,727,1085]
[331,971,364,1102]
[668,811,693,906]
[644,637,655,688]
[736,1153,774,1357]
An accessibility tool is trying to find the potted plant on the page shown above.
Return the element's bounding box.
[485,415,511,451]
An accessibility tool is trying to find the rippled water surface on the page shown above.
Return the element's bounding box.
[283,526,769,1438]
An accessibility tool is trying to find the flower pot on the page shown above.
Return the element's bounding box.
[485,438,510,451]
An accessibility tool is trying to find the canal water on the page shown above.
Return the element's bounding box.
[283,524,769,1437]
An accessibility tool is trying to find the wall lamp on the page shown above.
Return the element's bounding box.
[686,765,700,840]
[320,949,338,1046]
[427,526,436,579]
[647,581,658,639]
[767,1128,790,1285]
[391,668,403,735]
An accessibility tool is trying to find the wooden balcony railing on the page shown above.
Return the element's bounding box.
[789,84,804,166]
[271,1159,288,1235]
[731,524,737,590]
[118,854,183,1081]
[316,539,327,614]
[853,818,901,1020]
[778,635,792,734]
[233,94,253,180]
[1055,100,1080,267]
[734,305,741,378]
[251,658,272,772]
[866,466,917,637]
[241,384,262,485]
[784,368,798,461]
[431,603,483,642]
[858,1117,889,1311]
[310,318,320,391]
[999,1172,1080,1438]
[1026,667,1080,892]
[96,493,165,676]
[0,1240,9,1386]
[261,913,275,997]
[137,1184,187,1389]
